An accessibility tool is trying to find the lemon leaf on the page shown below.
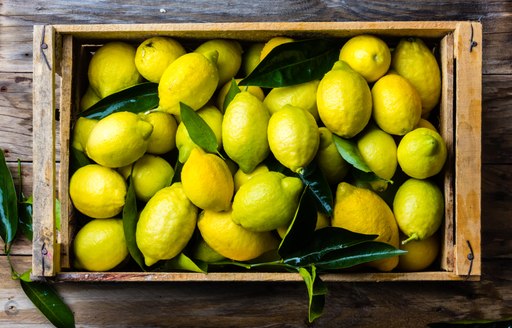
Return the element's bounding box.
[0,149,18,253]
[180,102,220,156]
[283,227,378,267]
[69,146,91,173]
[223,79,241,112]
[171,158,183,184]
[298,266,327,323]
[16,160,32,241]
[122,175,146,271]
[152,253,207,273]
[332,135,372,173]
[239,39,340,88]
[80,82,159,120]
[314,241,406,270]
[298,162,333,216]
[20,280,76,328]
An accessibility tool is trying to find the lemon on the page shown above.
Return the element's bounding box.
[80,86,101,111]
[88,42,142,98]
[332,182,399,271]
[356,125,397,185]
[416,118,437,131]
[397,127,447,179]
[158,52,219,116]
[141,111,178,155]
[216,79,265,112]
[397,233,440,271]
[267,105,319,173]
[71,117,98,152]
[73,218,128,271]
[339,34,391,83]
[119,154,174,202]
[222,91,270,173]
[69,164,126,219]
[136,183,198,266]
[243,42,265,75]
[181,148,234,212]
[232,171,303,232]
[392,37,441,115]
[317,61,372,138]
[195,39,243,86]
[198,209,279,261]
[176,105,223,163]
[190,237,226,263]
[371,73,422,136]
[135,36,186,83]
[393,178,444,244]
[277,211,330,239]
[260,37,294,61]
[263,80,320,121]
[233,164,269,192]
[85,111,153,168]
[316,127,349,185]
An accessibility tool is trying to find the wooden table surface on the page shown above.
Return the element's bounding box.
[1,1,511,327]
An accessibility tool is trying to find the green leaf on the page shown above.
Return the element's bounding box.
[298,162,333,216]
[18,269,32,282]
[0,149,18,253]
[223,79,241,112]
[239,38,340,88]
[315,241,406,270]
[283,227,378,267]
[69,146,91,173]
[180,102,220,156]
[278,188,317,258]
[298,266,327,323]
[20,280,75,328]
[123,175,146,271]
[80,82,159,120]
[332,135,372,172]
[171,158,183,184]
[153,253,207,273]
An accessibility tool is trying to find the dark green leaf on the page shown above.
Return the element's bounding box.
[298,266,327,323]
[17,160,33,241]
[283,227,378,267]
[69,147,91,173]
[278,188,317,258]
[239,38,340,88]
[223,79,241,112]
[171,158,183,184]
[315,241,406,270]
[20,280,75,328]
[0,149,18,253]
[298,162,333,216]
[123,175,145,271]
[180,102,220,156]
[428,318,512,328]
[152,253,207,273]
[80,82,159,119]
[332,135,372,172]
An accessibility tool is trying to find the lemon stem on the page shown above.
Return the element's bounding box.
[401,233,419,245]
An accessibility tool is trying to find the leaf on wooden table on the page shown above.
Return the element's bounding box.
[122,175,146,271]
[180,102,220,157]
[0,149,18,253]
[332,135,372,172]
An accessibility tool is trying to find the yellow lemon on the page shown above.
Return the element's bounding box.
[71,117,98,152]
[135,36,186,83]
[393,178,444,244]
[195,39,243,86]
[190,237,226,263]
[263,80,320,121]
[397,233,440,271]
[371,73,422,136]
[119,154,174,202]
[80,86,101,111]
[198,209,279,261]
[243,42,265,75]
[316,127,349,185]
[216,79,265,112]
[222,91,270,173]
[356,125,397,183]
[232,171,303,232]
[73,218,128,271]
[416,118,437,131]
[339,34,391,83]
[176,105,223,162]
[397,127,447,179]
[317,61,372,138]
[392,37,441,116]
[85,111,153,168]
[142,111,177,155]
[260,37,294,61]
[88,42,142,98]
[181,148,234,212]
[332,182,399,271]
[267,105,319,173]
[158,52,219,115]
[69,164,126,219]
[233,164,269,192]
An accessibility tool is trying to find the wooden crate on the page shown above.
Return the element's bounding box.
[32,22,482,282]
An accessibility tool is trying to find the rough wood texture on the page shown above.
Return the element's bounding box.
[0,0,511,327]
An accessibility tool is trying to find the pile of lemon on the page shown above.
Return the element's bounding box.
[70,34,446,273]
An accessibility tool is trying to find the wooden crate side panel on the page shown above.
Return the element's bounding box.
[453,22,482,277]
